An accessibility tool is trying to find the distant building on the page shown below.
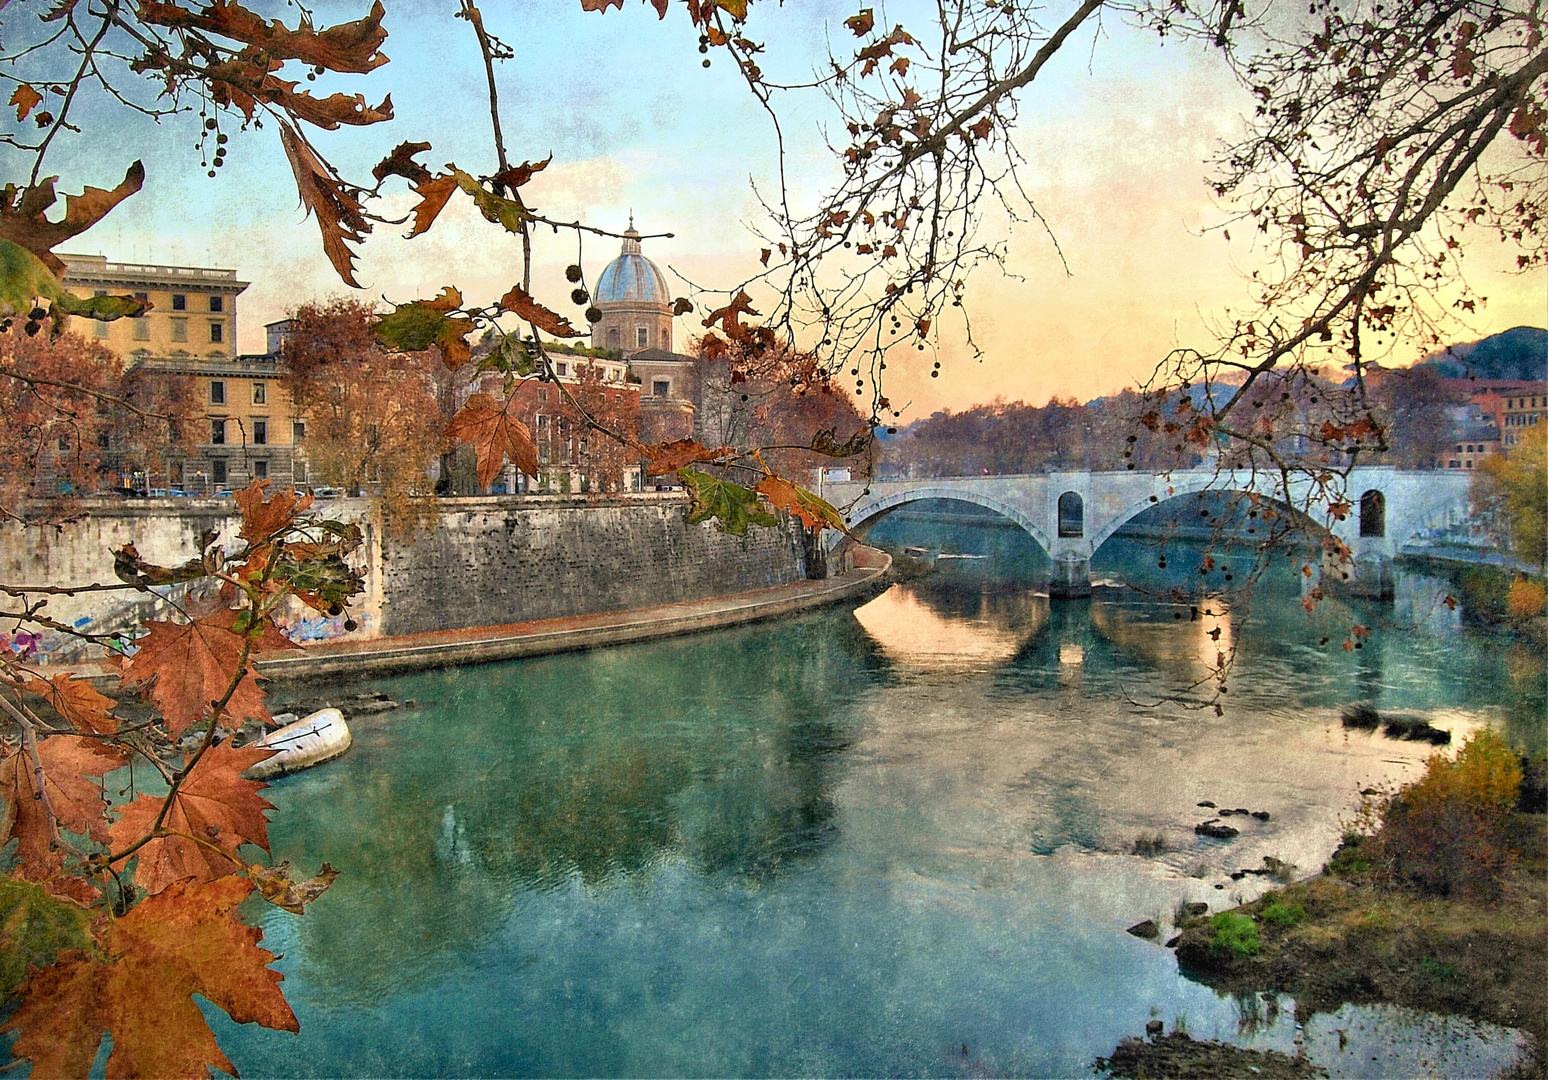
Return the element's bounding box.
[1441,404,1501,470]
[60,255,301,492]
[590,222,697,445]
[1442,378,1547,451]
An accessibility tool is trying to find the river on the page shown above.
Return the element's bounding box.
[206,512,1542,1078]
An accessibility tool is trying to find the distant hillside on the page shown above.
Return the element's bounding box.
[1420,326,1548,380]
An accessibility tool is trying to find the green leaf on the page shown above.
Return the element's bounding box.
[374,301,453,353]
[0,236,66,320]
[678,469,777,535]
[0,874,93,997]
[53,290,145,321]
[452,168,529,234]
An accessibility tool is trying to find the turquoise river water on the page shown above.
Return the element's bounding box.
[179,523,1545,1077]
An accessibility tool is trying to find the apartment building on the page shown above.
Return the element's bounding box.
[60,255,302,491]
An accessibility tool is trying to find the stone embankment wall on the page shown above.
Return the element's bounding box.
[1,494,808,663]
[376,497,808,636]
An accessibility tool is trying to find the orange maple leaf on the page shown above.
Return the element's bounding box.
[498,284,584,338]
[235,478,314,543]
[0,162,144,276]
[641,438,734,476]
[3,875,298,1079]
[24,674,118,737]
[109,741,277,894]
[446,392,540,487]
[0,737,120,880]
[10,84,42,123]
[119,610,296,736]
[755,476,847,534]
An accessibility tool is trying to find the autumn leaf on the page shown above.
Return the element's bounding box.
[119,610,297,736]
[0,738,119,880]
[701,290,759,334]
[452,167,530,234]
[109,741,277,894]
[498,283,584,338]
[810,427,868,457]
[3,875,297,1079]
[0,161,144,277]
[372,139,432,184]
[374,286,475,365]
[279,122,369,287]
[52,290,146,321]
[446,392,540,486]
[679,469,777,535]
[10,84,43,123]
[248,859,339,914]
[641,438,734,476]
[967,116,993,141]
[844,8,874,35]
[672,297,694,315]
[755,476,847,534]
[138,0,389,74]
[492,155,552,190]
[0,876,91,999]
[24,674,118,737]
[235,478,314,543]
[113,542,207,589]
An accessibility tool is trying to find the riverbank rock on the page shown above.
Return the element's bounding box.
[1097,1032,1327,1079]
[1195,821,1239,839]
[1125,919,1159,939]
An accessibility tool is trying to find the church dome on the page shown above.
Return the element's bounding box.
[594,225,669,305]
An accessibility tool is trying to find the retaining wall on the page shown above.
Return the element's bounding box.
[1,494,808,663]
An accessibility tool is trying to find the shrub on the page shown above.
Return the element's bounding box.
[1208,912,1261,958]
[1259,899,1306,928]
[1507,577,1546,619]
[1377,729,1523,898]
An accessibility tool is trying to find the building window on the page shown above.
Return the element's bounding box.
[253,382,266,405]
[293,421,306,442]
[252,419,268,445]
[653,380,670,398]
[210,419,226,445]
[172,294,187,311]
[1057,491,1084,538]
[212,459,227,485]
[1359,490,1386,537]
[209,295,224,313]
[608,328,620,348]
[637,327,649,347]
[209,321,224,343]
[294,461,308,483]
[57,435,70,452]
[253,460,268,479]
[170,318,187,342]
[556,362,567,377]
[210,380,226,405]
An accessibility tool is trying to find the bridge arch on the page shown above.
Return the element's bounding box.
[1088,479,1332,559]
[838,487,1055,555]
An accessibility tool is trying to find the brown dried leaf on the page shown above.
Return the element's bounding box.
[279,122,368,287]
[0,162,145,277]
[446,392,540,486]
[498,283,584,338]
[108,741,277,894]
[236,478,314,543]
[0,738,119,880]
[248,859,339,914]
[119,610,297,736]
[138,0,389,74]
[10,85,43,123]
[3,875,297,1079]
[24,674,118,737]
[755,476,848,534]
[641,438,734,476]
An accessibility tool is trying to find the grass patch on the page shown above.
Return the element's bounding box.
[1208,912,1261,958]
[1260,899,1306,928]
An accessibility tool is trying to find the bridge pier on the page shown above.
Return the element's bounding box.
[1048,543,1093,599]
[1323,542,1396,600]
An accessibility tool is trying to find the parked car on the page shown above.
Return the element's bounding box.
[312,486,343,498]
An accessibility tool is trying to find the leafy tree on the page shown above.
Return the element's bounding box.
[280,299,441,511]
[1478,423,1548,572]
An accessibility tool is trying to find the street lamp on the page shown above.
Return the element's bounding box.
[194,470,207,496]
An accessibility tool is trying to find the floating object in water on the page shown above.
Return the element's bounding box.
[244,708,352,780]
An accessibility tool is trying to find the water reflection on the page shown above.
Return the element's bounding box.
[208,548,1539,1078]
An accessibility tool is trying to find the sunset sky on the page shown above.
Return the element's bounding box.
[49,0,1547,422]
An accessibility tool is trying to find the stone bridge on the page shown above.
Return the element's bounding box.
[821,466,1472,598]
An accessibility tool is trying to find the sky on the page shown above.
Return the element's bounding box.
[30,0,1548,422]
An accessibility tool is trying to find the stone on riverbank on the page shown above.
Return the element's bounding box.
[1097,1031,1327,1078]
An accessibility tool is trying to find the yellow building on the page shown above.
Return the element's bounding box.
[60,255,304,492]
